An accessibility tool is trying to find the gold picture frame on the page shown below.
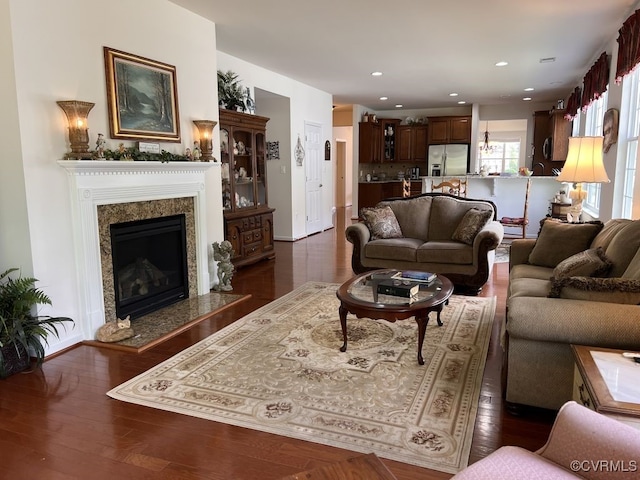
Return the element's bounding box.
[104,47,181,142]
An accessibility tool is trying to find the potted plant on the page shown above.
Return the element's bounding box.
[217,70,246,111]
[0,268,73,378]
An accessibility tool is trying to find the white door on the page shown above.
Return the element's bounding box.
[305,122,323,235]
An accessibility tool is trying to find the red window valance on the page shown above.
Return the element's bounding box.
[564,87,582,120]
[581,52,609,111]
[615,9,640,84]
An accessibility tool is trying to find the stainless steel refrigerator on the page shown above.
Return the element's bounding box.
[427,144,470,176]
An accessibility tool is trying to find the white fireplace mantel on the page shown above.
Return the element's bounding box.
[58,160,215,339]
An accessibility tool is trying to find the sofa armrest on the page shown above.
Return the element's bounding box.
[509,238,536,270]
[345,223,371,274]
[538,401,640,477]
[507,296,640,348]
[473,220,504,253]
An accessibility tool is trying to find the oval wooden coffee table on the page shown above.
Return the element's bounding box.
[336,269,454,365]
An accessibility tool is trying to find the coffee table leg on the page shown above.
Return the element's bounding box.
[339,304,348,352]
[415,314,429,365]
[435,304,444,326]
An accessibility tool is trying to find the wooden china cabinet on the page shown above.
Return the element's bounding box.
[219,109,275,268]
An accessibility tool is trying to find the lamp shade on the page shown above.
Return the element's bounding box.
[556,136,610,184]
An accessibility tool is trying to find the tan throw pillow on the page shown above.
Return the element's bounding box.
[451,208,493,245]
[548,276,640,304]
[360,205,403,240]
[528,221,603,268]
[548,248,612,297]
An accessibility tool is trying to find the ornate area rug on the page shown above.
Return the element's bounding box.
[494,242,511,264]
[108,282,496,474]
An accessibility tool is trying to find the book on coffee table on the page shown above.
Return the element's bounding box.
[392,270,437,283]
[376,279,420,298]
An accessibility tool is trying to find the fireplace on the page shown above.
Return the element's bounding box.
[111,214,189,320]
[57,160,215,340]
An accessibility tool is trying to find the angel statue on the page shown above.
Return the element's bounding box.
[212,240,234,291]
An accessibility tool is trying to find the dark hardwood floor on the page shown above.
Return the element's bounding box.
[0,208,556,479]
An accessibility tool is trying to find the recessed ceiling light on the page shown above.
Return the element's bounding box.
[395,104,403,108]
[371,71,383,76]
[523,97,532,101]
[457,101,466,104]
[495,61,509,67]
[449,93,459,97]
[380,96,388,101]
[539,57,556,64]
[524,87,534,92]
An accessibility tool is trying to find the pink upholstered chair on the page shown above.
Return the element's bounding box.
[452,401,640,479]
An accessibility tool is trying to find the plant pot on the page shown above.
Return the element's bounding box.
[0,342,30,378]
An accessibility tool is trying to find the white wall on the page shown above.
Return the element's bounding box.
[6,0,221,354]
[217,52,334,240]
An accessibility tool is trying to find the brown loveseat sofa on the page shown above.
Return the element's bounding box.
[504,218,640,411]
[346,193,504,293]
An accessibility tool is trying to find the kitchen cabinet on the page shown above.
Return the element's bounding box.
[548,109,571,161]
[357,181,423,210]
[359,119,401,163]
[427,116,471,144]
[398,125,429,162]
[359,122,382,163]
[532,108,571,175]
[219,109,276,268]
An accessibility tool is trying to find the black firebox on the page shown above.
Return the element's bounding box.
[110,214,188,320]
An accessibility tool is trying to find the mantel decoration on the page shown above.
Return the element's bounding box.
[295,135,305,166]
[57,100,95,159]
[193,120,217,162]
[217,70,255,113]
[104,47,181,142]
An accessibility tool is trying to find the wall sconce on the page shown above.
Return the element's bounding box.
[193,120,217,162]
[57,100,95,159]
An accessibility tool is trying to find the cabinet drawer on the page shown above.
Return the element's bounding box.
[242,229,262,245]
[243,241,262,258]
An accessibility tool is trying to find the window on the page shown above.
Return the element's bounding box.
[582,90,608,215]
[619,67,640,219]
[477,139,521,174]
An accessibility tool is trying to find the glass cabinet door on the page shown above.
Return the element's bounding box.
[232,128,255,209]
[220,128,232,211]
[256,132,266,206]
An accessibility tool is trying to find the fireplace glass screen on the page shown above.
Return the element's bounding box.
[110,214,188,319]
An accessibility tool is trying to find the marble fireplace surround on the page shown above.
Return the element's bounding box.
[58,160,214,340]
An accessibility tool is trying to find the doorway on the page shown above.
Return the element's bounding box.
[335,140,347,208]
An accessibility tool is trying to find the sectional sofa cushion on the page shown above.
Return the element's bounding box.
[452,208,493,245]
[604,220,640,277]
[360,205,403,240]
[528,221,603,268]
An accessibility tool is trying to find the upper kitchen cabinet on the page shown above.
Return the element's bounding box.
[427,116,471,144]
[359,118,401,163]
[359,121,382,163]
[532,108,571,174]
[398,125,429,162]
[548,109,571,161]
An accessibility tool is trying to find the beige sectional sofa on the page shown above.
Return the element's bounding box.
[346,193,504,293]
[504,218,640,411]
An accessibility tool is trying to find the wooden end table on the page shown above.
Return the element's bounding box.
[336,269,454,365]
[571,345,640,430]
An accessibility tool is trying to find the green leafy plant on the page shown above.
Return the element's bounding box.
[0,268,73,378]
[217,70,246,111]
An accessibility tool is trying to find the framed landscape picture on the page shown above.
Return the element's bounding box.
[104,47,181,142]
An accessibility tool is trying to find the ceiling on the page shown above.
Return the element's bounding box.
[171,0,636,111]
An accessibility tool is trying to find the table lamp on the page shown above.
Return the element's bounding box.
[555,136,610,222]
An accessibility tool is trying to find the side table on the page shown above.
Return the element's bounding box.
[571,345,640,430]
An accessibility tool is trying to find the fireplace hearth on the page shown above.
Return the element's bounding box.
[111,214,188,320]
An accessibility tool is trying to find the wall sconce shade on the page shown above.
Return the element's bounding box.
[193,120,217,162]
[57,100,95,159]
